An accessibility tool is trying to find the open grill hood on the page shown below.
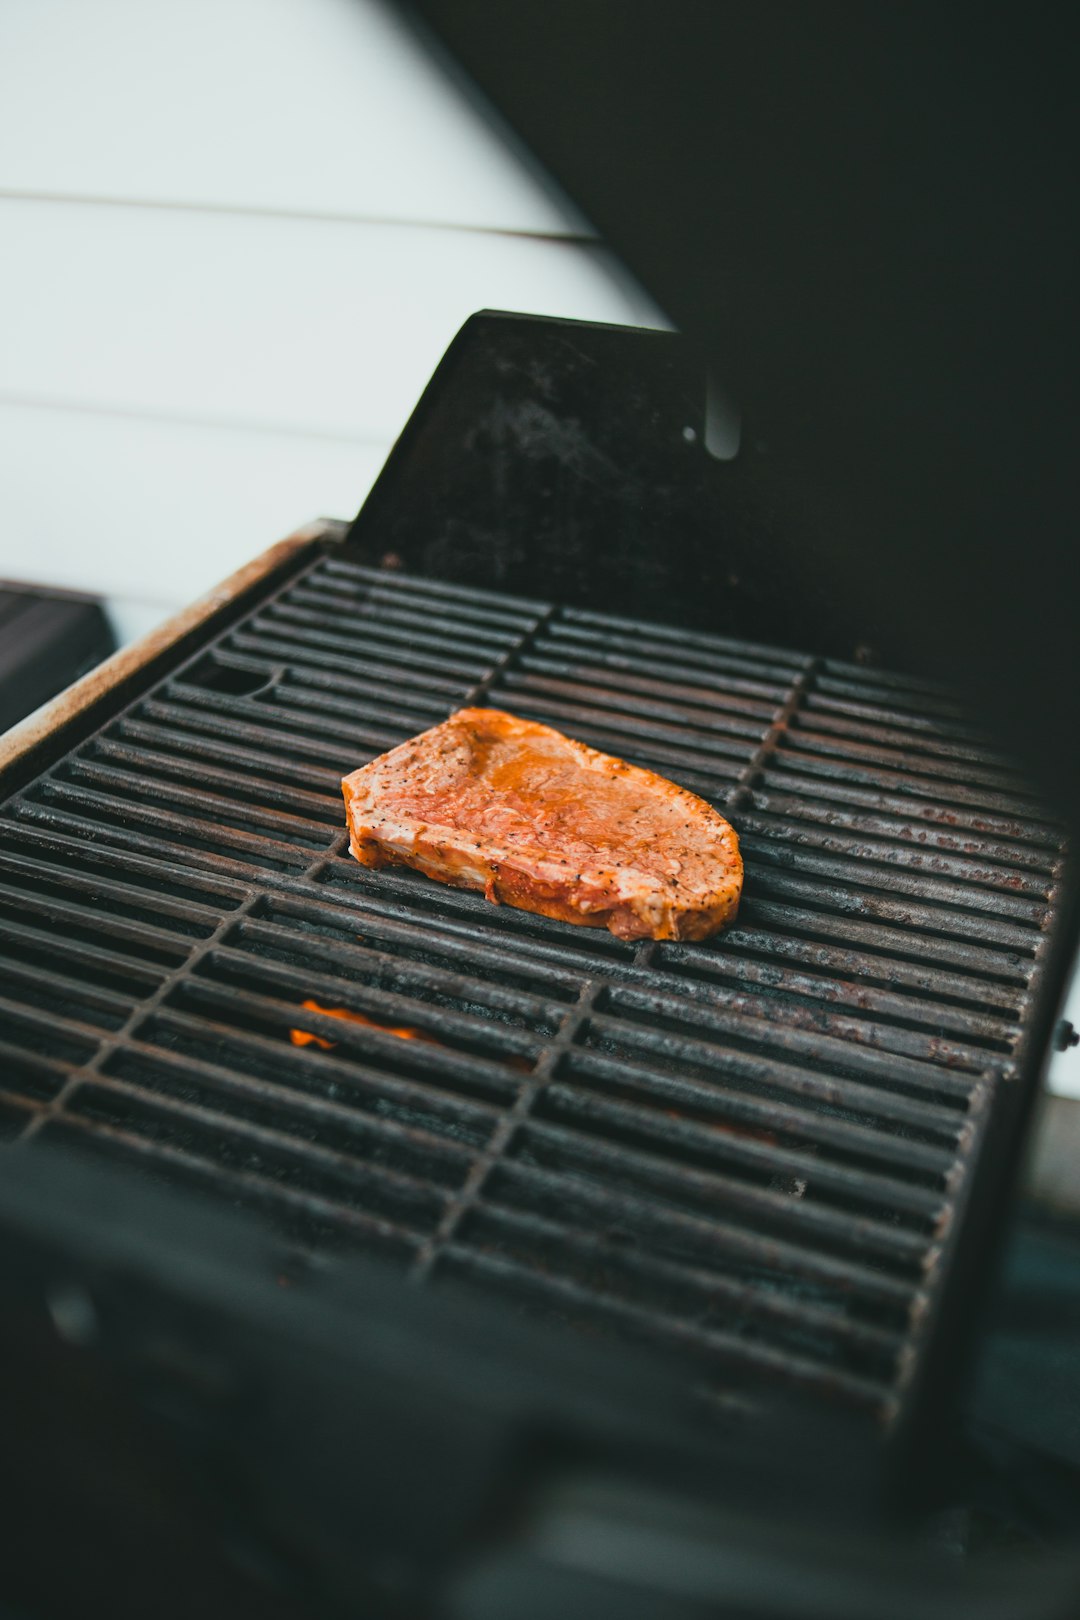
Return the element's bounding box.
[402,1,1080,825]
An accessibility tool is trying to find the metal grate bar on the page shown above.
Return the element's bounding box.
[487,1144,934,1277]
[731,899,1032,986]
[86,738,344,821]
[758,768,1062,849]
[739,840,1049,923]
[745,792,1058,875]
[518,656,784,718]
[501,669,775,737]
[737,813,1053,895]
[410,980,600,1281]
[552,1048,958,1178]
[42,1110,427,1260]
[769,746,1052,821]
[800,694,1017,748]
[113,717,346,793]
[725,660,820,811]
[102,1037,500,1154]
[137,695,404,768]
[0,847,231,931]
[281,869,1023,1044]
[0,920,164,994]
[454,1200,905,1373]
[592,984,984,1097]
[137,1004,522,1114]
[461,604,556,709]
[654,939,1017,1045]
[741,870,1042,953]
[438,1244,897,1414]
[786,729,1033,795]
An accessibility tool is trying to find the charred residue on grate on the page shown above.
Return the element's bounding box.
[0,551,1069,1427]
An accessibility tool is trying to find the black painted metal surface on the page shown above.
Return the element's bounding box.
[0,544,1070,1443]
[346,312,877,663]
[403,2,1080,826]
[0,582,114,731]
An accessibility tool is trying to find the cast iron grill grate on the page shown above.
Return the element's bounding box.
[0,550,1069,1424]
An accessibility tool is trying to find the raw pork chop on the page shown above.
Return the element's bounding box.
[341,707,742,942]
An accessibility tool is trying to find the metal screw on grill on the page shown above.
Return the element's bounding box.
[1055,1020,1079,1052]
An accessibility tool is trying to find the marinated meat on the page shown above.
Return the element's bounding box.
[341,707,742,942]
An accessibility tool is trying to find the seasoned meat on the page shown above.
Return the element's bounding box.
[341,708,742,942]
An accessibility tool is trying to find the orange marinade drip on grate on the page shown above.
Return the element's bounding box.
[289,998,439,1051]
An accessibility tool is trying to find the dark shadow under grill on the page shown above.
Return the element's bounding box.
[0,550,1069,1428]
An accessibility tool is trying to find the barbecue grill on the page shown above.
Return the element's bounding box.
[4,3,1080,1612]
[1,306,1077,1617]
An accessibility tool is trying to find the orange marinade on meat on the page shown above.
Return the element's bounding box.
[341,708,742,942]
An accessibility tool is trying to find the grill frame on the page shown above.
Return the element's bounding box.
[1,524,1073,1471]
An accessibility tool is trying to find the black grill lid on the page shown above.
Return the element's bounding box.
[399,1,1080,824]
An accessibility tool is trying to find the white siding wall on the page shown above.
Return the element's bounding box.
[0,0,664,641]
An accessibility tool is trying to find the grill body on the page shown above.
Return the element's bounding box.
[0,317,1075,1616]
